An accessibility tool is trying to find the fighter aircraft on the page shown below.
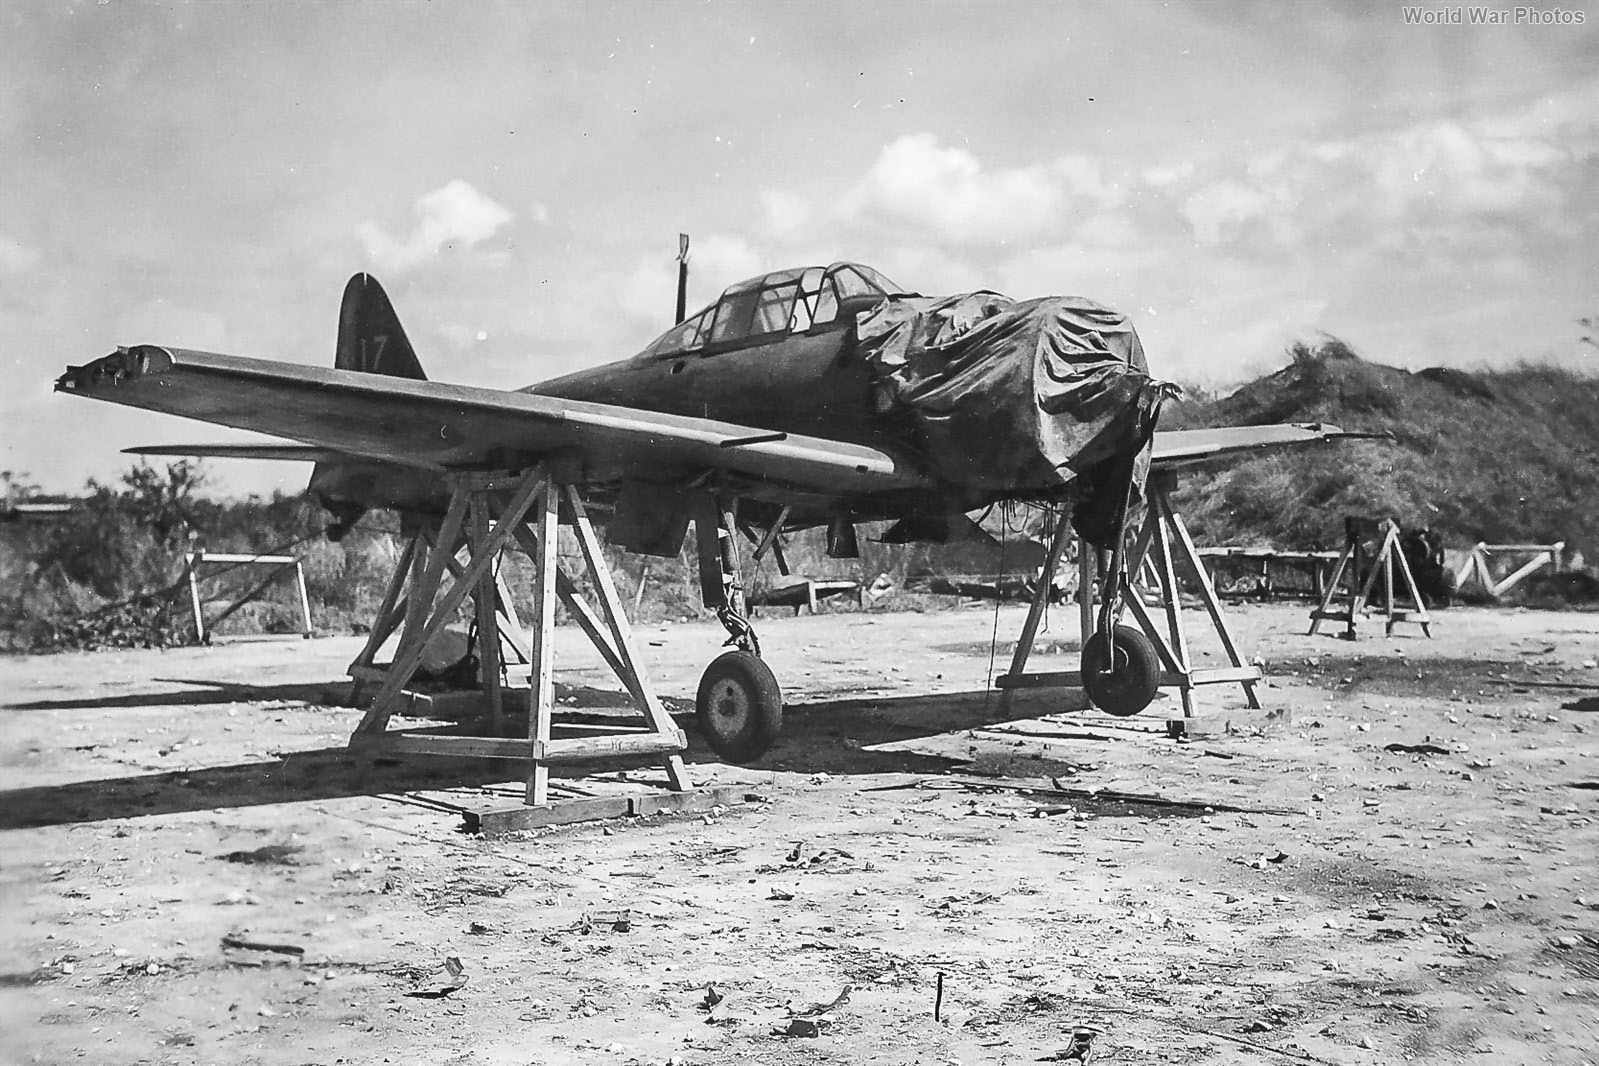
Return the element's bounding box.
[56,262,1350,762]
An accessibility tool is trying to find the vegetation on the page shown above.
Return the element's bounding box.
[0,461,987,652]
[0,462,403,651]
[1165,338,1599,565]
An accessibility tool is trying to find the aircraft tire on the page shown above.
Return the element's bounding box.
[696,650,783,764]
[1081,624,1161,717]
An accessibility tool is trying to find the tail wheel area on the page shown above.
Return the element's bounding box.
[696,650,783,764]
[1081,624,1161,717]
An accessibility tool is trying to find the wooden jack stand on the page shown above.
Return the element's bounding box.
[1309,518,1433,639]
[346,466,690,805]
[997,472,1262,727]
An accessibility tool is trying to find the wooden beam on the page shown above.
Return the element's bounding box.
[526,477,557,806]
[348,535,418,677]
[534,732,686,762]
[356,472,543,735]
[998,511,1073,713]
[469,493,504,734]
[563,483,690,791]
[351,733,533,759]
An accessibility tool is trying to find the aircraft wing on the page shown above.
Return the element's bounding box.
[1151,423,1376,470]
[127,443,338,462]
[58,345,932,496]
[133,424,1370,478]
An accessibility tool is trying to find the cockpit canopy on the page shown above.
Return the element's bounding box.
[635,262,911,361]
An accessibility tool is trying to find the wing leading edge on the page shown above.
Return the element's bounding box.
[58,345,931,496]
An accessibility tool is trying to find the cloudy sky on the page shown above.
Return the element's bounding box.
[3,0,1596,497]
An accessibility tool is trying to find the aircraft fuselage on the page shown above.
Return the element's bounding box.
[528,317,886,449]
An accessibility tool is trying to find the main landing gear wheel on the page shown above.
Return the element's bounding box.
[696,650,783,764]
[1081,624,1161,717]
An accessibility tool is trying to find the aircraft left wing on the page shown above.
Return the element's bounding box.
[57,345,932,496]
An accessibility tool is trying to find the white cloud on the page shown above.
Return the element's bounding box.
[114,299,227,349]
[1174,84,1596,251]
[435,322,485,352]
[1182,178,1283,246]
[759,189,811,242]
[0,235,40,275]
[840,133,1122,245]
[617,233,765,327]
[356,180,515,275]
[689,234,766,290]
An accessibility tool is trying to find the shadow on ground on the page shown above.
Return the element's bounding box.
[2,678,338,712]
[0,679,1118,830]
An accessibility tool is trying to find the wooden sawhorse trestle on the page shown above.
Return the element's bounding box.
[996,472,1262,725]
[346,466,689,806]
[1308,517,1433,639]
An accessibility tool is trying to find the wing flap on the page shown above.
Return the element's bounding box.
[59,346,931,494]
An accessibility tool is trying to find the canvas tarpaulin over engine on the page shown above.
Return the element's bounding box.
[857,292,1171,546]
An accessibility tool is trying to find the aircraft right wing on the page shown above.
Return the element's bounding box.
[1151,423,1378,470]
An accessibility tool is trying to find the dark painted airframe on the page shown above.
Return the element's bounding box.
[56,262,1349,761]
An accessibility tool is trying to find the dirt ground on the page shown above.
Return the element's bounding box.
[2,599,1597,1065]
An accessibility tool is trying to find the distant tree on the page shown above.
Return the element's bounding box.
[1,469,41,503]
[115,460,208,549]
[31,460,210,600]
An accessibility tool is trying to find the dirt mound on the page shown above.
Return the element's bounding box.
[1165,339,1599,562]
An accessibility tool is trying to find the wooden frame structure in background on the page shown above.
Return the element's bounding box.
[185,550,313,642]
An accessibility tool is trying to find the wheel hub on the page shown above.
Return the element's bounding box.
[707,678,751,736]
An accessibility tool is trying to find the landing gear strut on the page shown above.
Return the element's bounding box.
[1080,456,1162,717]
[696,495,784,763]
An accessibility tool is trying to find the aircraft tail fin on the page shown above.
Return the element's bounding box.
[316,272,424,536]
[335,273,426,379]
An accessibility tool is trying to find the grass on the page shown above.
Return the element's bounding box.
[1165,338,1599,564]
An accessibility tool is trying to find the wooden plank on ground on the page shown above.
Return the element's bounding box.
[466,785,752,837]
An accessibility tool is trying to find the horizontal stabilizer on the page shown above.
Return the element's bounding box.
[126,443,339,462]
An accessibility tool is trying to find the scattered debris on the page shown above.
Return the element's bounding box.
[219,844,303,866]
[567,909,632,934]
[774,1016,828,1038]
[942,778,1294,816]
[220,935,305,958]
[402,956,467,999]
[1037,1027,1099,1061]
[793,985,852,1017]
